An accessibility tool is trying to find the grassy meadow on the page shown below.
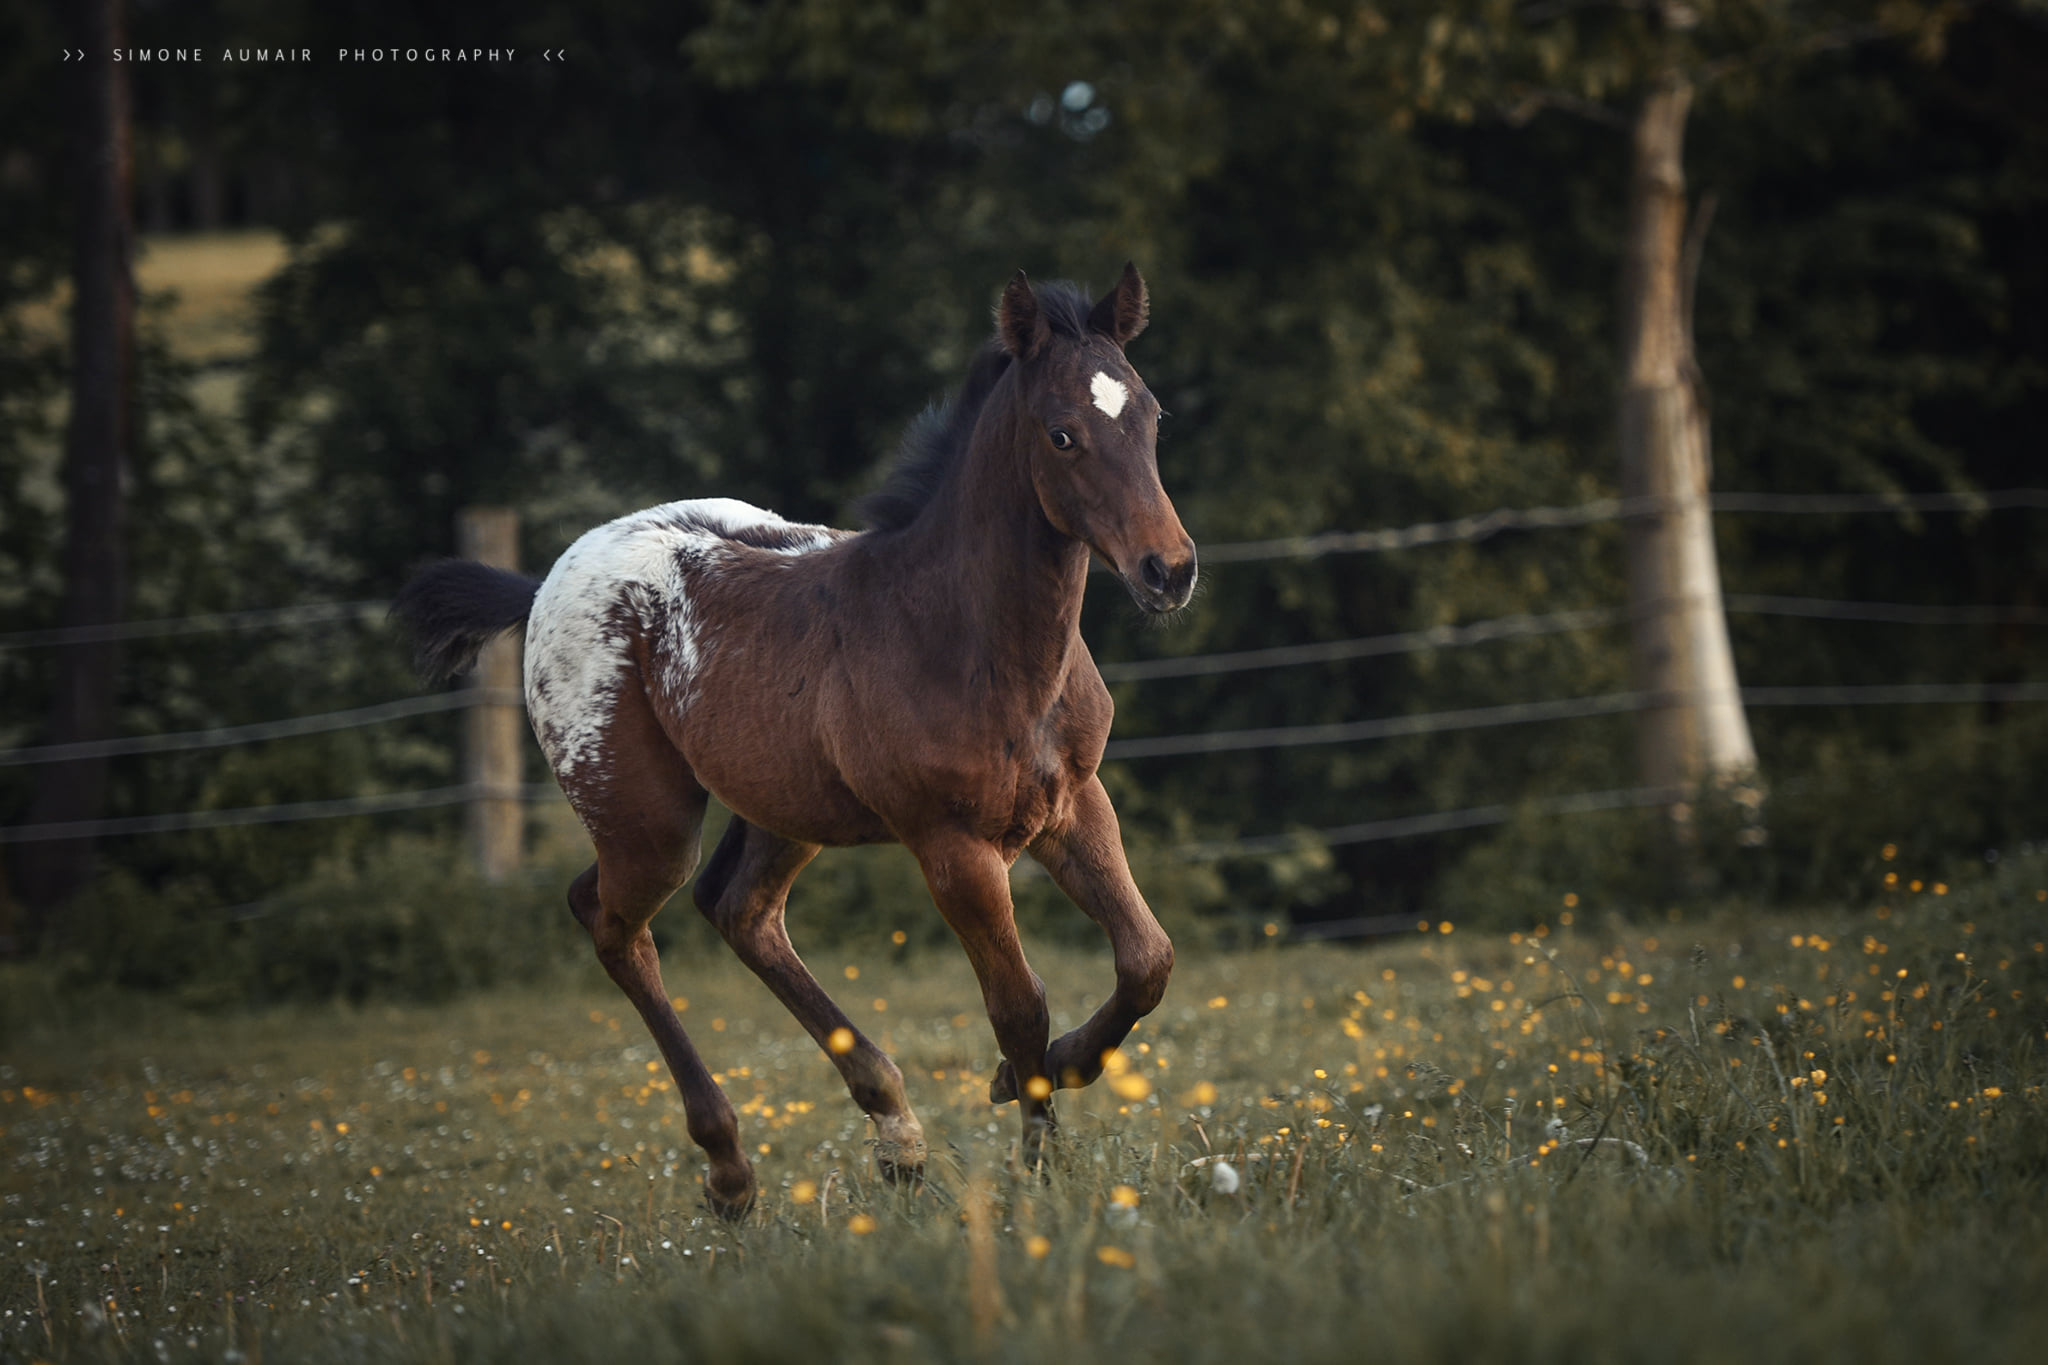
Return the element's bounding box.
[3,854,2046,1363]
[10,230,284,422]
[17,231,285,359]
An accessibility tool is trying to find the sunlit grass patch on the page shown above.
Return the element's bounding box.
[11,230,285,363]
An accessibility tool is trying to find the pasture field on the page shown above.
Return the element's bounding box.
[14,231,286,364]
[9,230,284,421]
[3,872,2045,1364]
[131,231,289,368]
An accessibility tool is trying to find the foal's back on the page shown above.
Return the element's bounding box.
[523,496,899,844]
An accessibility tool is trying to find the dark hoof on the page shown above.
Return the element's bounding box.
[704,1171,757,1222]
[872,1113,928,1187]
[1014,1113,1058,1180]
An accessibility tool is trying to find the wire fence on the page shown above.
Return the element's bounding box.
[0,783,560,846]
[1097,609,1623,682]
[0,600,386,652]
[1173,784,1689,861]
[8,680,2039,846]
[1104,683,2048,761]
[0,690,521,767]
[1101,595,2048,684]
[3,488,2042,854]
[1,486,2041,651]
[2,619,2036,769]
[1197,488,2048,564]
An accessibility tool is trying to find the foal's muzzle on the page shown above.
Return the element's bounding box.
[1129,549,1198,612]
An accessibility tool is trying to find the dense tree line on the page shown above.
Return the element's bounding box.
[3,0,2043,949]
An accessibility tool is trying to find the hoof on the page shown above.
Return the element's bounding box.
[1014,1112,1058,1179]
[704,1169,757,1222]
[875,1152,926,1187]
[872,1113,928,1186]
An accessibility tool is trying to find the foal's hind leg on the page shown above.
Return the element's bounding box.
[558,702,756,1217]
[569,862,756,1216]
[993,776,1173,1102]
[694,816,928,1183]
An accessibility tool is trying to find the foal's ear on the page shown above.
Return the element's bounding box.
[1088,261,1149,346]
[997,270,1051,359]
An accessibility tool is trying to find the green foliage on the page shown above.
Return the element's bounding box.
[1749,708,2048,898]
[1440,708,2048,928]
[50,838,589,1011]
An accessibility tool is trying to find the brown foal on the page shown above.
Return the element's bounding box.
[394,264,1197,1217]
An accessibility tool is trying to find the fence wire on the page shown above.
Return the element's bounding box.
[6,594,2033,764]
[1197,488,2048,564]
[3,487,2042,852]
[1104,682,2048,761]
[2,486,2041,649]
[0,600,385,652]
[0,690,521,767]
[8,683,2040,845]
[0,782,562,845]
[1174,784,1688,861]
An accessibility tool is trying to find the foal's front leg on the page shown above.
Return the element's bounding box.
[992,775,1173,1102]
[908,832,1057,1162]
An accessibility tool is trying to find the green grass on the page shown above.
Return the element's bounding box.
[4,864,2046,1363]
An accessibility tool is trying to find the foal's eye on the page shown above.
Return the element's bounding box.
[1049,428,1075,451]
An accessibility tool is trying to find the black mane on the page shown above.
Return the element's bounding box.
[858,280,1097,534]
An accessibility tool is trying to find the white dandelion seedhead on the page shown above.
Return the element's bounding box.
[1545,1116,1569,1141]
[1209,1160,1241,1195]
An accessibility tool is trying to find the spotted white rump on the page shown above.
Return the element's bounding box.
[524,499,841,780]
[1090,371,1129,420]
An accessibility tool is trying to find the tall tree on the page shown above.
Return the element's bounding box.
[1469,0,1972,829]
[1615,66,1755,801]
[12,0,136,923]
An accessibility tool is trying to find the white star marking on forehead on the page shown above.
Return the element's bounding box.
[1090,370,1130,420]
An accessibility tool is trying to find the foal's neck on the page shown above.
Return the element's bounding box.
[902,402,1089,703]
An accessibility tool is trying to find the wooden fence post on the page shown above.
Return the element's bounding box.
[458,506,524,882]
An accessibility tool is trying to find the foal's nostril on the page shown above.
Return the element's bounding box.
[1140,553,1170,595]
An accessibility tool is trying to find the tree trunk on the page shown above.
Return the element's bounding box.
[12,0,136,922]
[1617,73,1756,810]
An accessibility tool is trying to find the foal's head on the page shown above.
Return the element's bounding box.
[997,264,1198,613]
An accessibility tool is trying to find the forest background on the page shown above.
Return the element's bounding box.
[1,0,2043,999]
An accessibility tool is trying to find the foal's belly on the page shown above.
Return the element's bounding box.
[674,692,897,848]
[838,728,1072,860]
[719,775,897,849]
[679,696,1067,857]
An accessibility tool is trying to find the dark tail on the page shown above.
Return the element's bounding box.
[390,560,542,685]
